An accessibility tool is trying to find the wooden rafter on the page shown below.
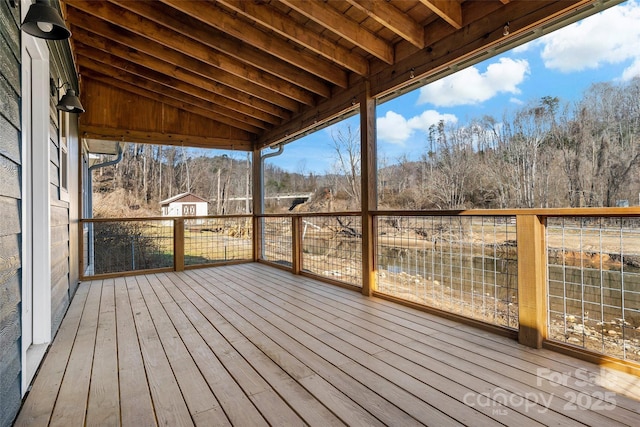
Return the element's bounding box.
[345,0,425,49]
[74,45,275,128]
[108,0,330,98]
[159,0,349,87]
[419,0,463,29]
[216,0,369,76]
[66,0,316,104]
[72,30,287,123]
[279,0,394,64]
[66,8,299,114]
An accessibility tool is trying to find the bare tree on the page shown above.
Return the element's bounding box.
[330,124,361,208]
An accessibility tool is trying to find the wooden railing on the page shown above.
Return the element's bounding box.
[80,215,253,280]
[256,209,640,372]
[81,208,640,371]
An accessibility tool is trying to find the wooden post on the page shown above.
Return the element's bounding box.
[517,214,547,348]
[252,148,262,261]
[292,216,302,274]
[174,218,185,272]
[360,81,377,296]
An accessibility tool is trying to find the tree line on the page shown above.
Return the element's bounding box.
[379,78,640,209]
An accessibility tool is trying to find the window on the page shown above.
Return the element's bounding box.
[182,204,196,216]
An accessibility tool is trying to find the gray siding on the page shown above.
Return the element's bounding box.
[49,38,80,333]
[0,0,22,426]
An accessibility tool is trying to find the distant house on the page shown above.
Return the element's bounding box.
[160,192,208,217]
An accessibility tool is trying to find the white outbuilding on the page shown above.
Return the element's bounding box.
[160,192,208,217]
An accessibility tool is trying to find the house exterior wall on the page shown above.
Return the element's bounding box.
[0,1,24,426]
[49,40,81,333]
[0,1,80,425]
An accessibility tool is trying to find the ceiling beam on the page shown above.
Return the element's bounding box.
[279,0,394,64]
[159,0,349,87]
[67,8,299,113]
[77,57,268,133]
[216,0,369,76]
[345,0,425,49]
[80,71,261,135]
[74,43,278,127]
[80,125,253,151]
[72,27,287,122]
[65,0,316,105]
[107,0,331,98]
[419,0,463,29]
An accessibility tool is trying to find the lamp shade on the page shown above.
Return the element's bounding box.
[21,0,71,40]
[57,88,85,113]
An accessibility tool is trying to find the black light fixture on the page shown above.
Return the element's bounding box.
[52,80,85,113]
[21,0,71,40]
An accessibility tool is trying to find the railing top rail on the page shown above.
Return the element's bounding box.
[258,212,362,218]
[81,214,253,223]
[373,207,640,217]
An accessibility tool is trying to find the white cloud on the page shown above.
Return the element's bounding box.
[377,110,457,145]
[407,110,458,133]
[417,58,530,107]
[621,59,640,81]
[377,111,413,145]
[509,97,524,105]
[538,0,640,75]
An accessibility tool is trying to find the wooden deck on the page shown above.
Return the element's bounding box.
[14,263,640,426]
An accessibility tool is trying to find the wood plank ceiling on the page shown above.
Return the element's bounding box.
[61,0,605,150]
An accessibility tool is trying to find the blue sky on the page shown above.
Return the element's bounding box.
[263,0,640,174]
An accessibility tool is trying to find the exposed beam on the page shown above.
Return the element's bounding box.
[65,0,316,105]
[72,30,284,124]
[159,0,349,87]
[80,71,257,132]
[107,0,330,98]
[216,0,369,76]
[419,0,463,29]
[77,58,267,133]
[345,0,425,49]
[75,44,276,128]
[66,8,299,113]
[279,0,394,64]
[80,125,253,151]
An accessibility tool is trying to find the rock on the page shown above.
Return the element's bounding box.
[608,330,618,336]
[568,337,581,344]
[566,315,576,323]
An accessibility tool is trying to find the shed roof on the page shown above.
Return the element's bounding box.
[160,192,208,206]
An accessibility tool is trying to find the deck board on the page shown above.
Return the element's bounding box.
[15,263,640,426]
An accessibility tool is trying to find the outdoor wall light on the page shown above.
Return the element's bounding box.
[21,0,71,40]
[51,80,85,113]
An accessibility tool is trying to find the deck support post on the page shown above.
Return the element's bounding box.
[360,81,377,296]
[292,216,302,274]
[517,214,547,348]
[174,217,185,271]
[252,147,262,261]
